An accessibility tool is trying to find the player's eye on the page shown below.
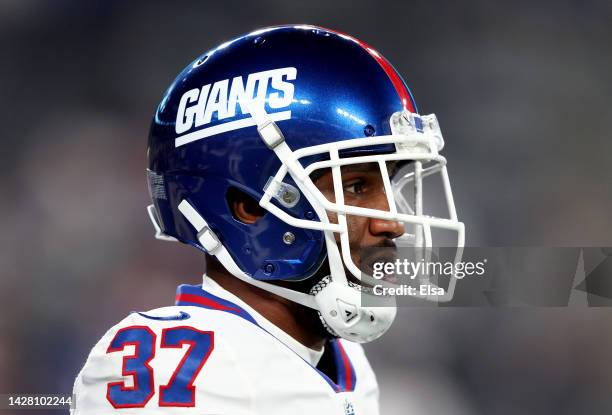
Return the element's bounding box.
[343,179,366,195]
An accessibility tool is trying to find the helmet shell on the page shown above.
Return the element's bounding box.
[147,25,417,281]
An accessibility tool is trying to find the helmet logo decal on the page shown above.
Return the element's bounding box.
[175,67,297,147]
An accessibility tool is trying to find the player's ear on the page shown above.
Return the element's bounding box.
[227,187,266,224]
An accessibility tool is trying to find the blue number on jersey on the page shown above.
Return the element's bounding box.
[106,326,156,408]
[160,326,214,406]
[105,325,214,408]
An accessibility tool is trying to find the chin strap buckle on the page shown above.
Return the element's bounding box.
[247,99,286,149]
[178,200,221,254]
[196,226,221,253]
[257,119,285,149]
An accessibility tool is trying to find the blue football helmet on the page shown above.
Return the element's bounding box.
[147,25,464,342]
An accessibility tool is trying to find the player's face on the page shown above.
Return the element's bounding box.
[313,162,405,269]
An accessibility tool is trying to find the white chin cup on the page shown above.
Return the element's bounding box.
[312,278,397,343]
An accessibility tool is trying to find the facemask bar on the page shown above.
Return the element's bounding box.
[253,106,465,302]
[392,160,464,301]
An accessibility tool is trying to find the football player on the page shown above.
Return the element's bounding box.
[72,25,464,414]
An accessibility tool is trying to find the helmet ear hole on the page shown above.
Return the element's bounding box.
[227,187,266,224]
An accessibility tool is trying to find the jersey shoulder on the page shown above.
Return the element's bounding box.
[72,305,263,415]
[73,297,380,415]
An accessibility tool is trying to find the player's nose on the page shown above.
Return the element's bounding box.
[367,185,405,239]
[369,217,405,239]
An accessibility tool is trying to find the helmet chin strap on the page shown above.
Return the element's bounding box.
[177,199,319,310]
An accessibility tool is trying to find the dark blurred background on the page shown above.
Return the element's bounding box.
[1,1,612,414]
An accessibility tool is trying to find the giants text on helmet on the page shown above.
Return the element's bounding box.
[175,66,297,138]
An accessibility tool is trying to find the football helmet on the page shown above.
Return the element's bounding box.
[147,25,464,343]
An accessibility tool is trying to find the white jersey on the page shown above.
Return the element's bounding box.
[72,277,379,415]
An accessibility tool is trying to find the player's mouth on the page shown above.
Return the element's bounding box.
[348,242,401,288]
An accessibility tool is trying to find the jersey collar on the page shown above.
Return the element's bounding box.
[174,276,355,392]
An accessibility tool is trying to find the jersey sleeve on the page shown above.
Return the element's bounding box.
[71,307,256,415]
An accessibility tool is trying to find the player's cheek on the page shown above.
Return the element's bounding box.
[346,215,368,247]
[326,210,339,226]
[362,189,391,211]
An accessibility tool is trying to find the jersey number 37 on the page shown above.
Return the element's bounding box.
[106,325,214,408]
